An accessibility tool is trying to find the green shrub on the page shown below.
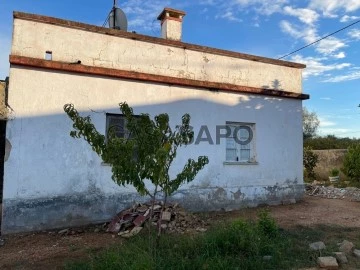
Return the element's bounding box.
[65,213,300,270]
[304,135,360,150]
[342,144,360,182]
[330,168,340,177]
[303,147,318,181]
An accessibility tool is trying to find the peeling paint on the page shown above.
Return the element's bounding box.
[1,184,304,234]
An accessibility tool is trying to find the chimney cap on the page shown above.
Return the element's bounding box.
[157,7,186,21]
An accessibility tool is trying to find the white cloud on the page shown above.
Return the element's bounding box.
[279,20,317,42]
[320,97,332,100]
[319,118,336,127]
[348,28,360,40]
[279,20,303,38]
[340,15,360,22]
[309,0,360,17]
[217,10,243,22]
[205,0,288,22]
[322,70,360,82]
[316,37,347,55]
[232,0,289,15]
[121,0,172,32]
[280,20,346,56]
[291,54,351,78]
[333,51,346,59]
[283,6,319,25]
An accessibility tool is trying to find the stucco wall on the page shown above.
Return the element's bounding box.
[2,66,304,234]
[2,15,305,234]
[11,18,303,93]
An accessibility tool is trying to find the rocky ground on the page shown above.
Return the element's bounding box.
[106,201,208,237]
[0,195,360,269]
[305,183,360,201]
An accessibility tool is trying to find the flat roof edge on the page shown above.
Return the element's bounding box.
[9,55,310,100]
[13,11,306,69]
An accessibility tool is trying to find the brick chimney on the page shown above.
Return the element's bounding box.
[157,8,186,41]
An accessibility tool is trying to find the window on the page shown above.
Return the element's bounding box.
[45,51,52,60]
[106,114,129,140]
[225,122,256,164]
[105,114,139,164]
[105,113,141,140]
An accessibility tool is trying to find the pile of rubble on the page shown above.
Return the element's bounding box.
[107,202,208,238]
[305,184,360,201]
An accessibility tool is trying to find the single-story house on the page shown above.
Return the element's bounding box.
[1,8,308,234]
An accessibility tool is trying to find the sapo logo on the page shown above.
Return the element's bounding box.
[177,125,253,145]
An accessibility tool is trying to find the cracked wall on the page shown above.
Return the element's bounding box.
[2,16,305,234]
[2,67,304,234]
[11,18,303,93]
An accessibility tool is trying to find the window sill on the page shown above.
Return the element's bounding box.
[223,161,259,165]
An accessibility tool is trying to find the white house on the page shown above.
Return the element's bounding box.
[1,8,308,234]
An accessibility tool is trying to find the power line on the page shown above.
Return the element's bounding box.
[278,19,360,60]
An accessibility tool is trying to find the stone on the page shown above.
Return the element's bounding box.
[338,240,354,253]
[58,228,69,235]
[161,211,172,222]
[133,215,147,227]
[309,241,326,251]
[136,205,148,212]
[151,205,161,211]
[263,255,272,261]
[0,239,4,247]
[353,249,360,258]
[317,257,338,269]
[143,209,150,217]
[94,228,100,233]
[333,252,348,264]
[118,230,130,236]
[120,226,143,238]
[161,224,168,229]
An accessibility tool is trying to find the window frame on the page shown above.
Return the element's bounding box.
[105,113,141,142]
[224,121,257,165]
[102,113,140,166]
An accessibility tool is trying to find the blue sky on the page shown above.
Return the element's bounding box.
[0,0,360,137]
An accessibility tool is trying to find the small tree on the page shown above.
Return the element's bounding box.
[342,144,360,182]
[64,102,209,237]
[303,146,318,181]
[303,107,320,140]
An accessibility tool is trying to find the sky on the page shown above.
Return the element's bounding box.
[0,0,360,138]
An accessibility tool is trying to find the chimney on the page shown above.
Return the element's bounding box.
[157,8,186,41]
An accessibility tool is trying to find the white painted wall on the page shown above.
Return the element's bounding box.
[4,67,303,201]
[2,16,304,233]
[11,18,303,93]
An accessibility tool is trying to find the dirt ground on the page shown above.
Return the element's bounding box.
[1,195,360,269]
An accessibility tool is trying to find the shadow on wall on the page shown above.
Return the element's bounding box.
[1,81,303,233]
[3,87,303,198]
